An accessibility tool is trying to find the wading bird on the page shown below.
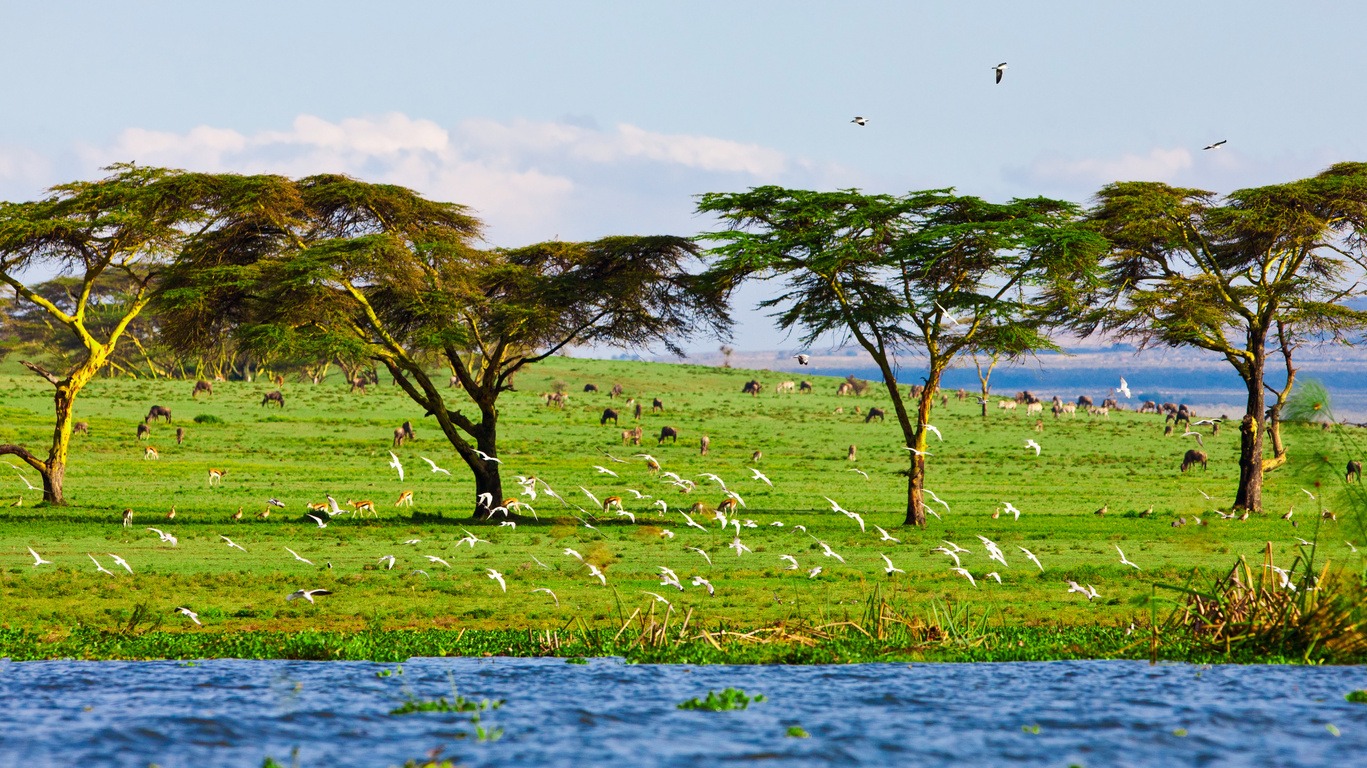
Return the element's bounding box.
[1002,502,1023,521]
[1118,377,1131,398]
[922,423,942,441]
[729,536,751,556]
[933,547,962,568]
[563,548,583,561]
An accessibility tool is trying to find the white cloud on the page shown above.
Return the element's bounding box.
[0,145,52,193]
[69,113,806,245]
[1024,147,1194,186]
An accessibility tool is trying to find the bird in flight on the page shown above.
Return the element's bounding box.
[1025,439,1041,456]
[425,555,452,568]
[285,547,313,565]
[951,567,978,587]
[1118,377,1132,399]
[306,513,327,529]
[388,451,404,482]
[1203,139,1227,150]
[487,569,507,592]
[1002,502,1023,521]
[686,546,712,565]
[109,553,133,574]
[691,575,716,595]
[88,554,113,574]
[851,116,867,126]
[847,468,869,480]
[593,465,618,477]
[267,498,286,508]
[286,588,333,603]
[904,446,932,457]
[1017,546,1044,572]
[585,563,607,585]
[531,587,559,607]
[473,449,501,464]
[420,456,450,475]
[807,566,822,579]
[795,353,810,365]
[1067,581,1100,600]
[147,528,178,546]
[750,468,773,487]
[220,535,247,553]
[874,525,900,543]
[1115,544,1141,570]
[28,547,51,567]
[880,553,905,574]
[779,554,799,570]
[921,423,943,442]
[176,606,202,626]
[642,591,671,607]
[992,62,1008,84]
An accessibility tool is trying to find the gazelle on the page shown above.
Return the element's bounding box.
[717,497,739,516]
[349,499,376,517]
[306,501,330,514]
[121,508,133,527]
[395,490,414,507]
[602,496,624,513]
[143,446,159,460]
[208,468,226,486]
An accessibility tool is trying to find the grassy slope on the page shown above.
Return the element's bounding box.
[0,355,1362,651]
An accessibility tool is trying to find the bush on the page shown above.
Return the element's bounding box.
[193,414,223,425]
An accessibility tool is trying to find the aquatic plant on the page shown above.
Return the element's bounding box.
[1346,690,1367,703]
[786,726,809,738]
[390,692,503,716]
[677,688,765,711]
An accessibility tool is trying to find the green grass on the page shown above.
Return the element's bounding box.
[0,355,1364,661]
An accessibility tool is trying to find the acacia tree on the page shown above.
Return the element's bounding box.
[1083,163,1367,512]
[0,165,239,504]
[161,175,730,518]
[698,187,1103,527]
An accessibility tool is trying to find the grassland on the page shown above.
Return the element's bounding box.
[0,355,1363,661]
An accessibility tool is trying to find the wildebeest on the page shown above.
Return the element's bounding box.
[742,380,763,396]
[261,390,285,408]
[700,435,710,455]
[1077,395,1094,408]
[799,381,812,393]
[349,377,369,394]
[1139,401,1158,414]
[583,383,599,393]
[1180,449,1208,472]
[865,407,885,423]
[909,384,924,398]
[176,427,185,445]
[392,421,416,447]
[658,426,679,444]
[1348,460,1363,482]
[633,401,643,419]
[609,383,624,398]
[847,444,857,461]
[652,397,664,413]
[600,408,619,426]
[73,422,89,435]
[145,405,172,424]
[137,423,150,440]
[543,391,567,408]
[192,380,213,399]
[1102,398,1119,410]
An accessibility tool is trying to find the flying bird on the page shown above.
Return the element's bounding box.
[904,446,932,457]
[750,468,773,487]
[818,541,846,563]
[286,588,333,603]
[807,566,822,579]
[1202,139,1227,150]
[420,456,451,475]
[109,553,133,574]
[88,554,114,575]
[951,567,977,587]
[175,606,202,626]
[850,116,867,126]
[992,62,1008,84]
[219,535,247,552]
[1116,544,1141,570]
[147,528,178,546]
[563,548,583,561]
[486,569,507,592]
[377,554,396,570]
[578,486,602,509]
[593,465,618,477]
[1017,546,1044,572]
[880,553,905,574]
[425,555,452,568]
[585,563,607,585]
[531,587,559,607]
[642,591,671,606]
[267,498,286,508]
[1118,377,1132,398]
[1067,581,1100,600]
[306,513,327,529]
[27,547,51,567]
[729,536,752,556]
[779,554,799,570]
[692,575,716,595]
[680,510,708,532]
[686,546,712,565]
[933,546,962,568]
[986,572,1003,584]
[1025,439,1041,456]
[795,353,810,364]
[921,423,942,441]
[874,525,900,543]
[388,451,405,482]
[473,449,501,464]
[1002,502,1023,521]
[285,547,313,565]
[847,468,869,480]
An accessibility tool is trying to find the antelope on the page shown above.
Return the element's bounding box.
[717,497,738,516]
[998,400,1017,411]
[609,383,624,398]
[192,380,213,398]
[349,499,376,517]
[208,468,226,486]
[621,425,644,445]
[122,508,133,527]
[700,435,711,456]
[847,444,857,461]
[306,501,330,513]
[395,490,414,507]
[145,405,172,424]
[144,446,159,460]
[73,422,90,435]
[864,407,885,423]
[349,377,368,394]
[1062,403,1077,416]
[602,496,623,513]
[176,427,185,445]
[1348,460,1362,483]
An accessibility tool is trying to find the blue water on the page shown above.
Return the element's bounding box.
[1,658,1365,767]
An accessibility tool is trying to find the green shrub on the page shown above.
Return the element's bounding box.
[192,414,223,425]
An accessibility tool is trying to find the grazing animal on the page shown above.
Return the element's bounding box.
[122,508,133,527]
[261,390,285,408]
[1077,395,1094,408]
[957,388,968,401]
[751,450,763,463]
[1026,401,1043,415]
[73,421,89,435]
[145,405,172,424]
[1034,420,1044,432]
[601,408,619,426]
[349,377,368,394]
[799,381,812,393]
[742,380,763,396]
[395,490,414,507]
[998,400,1017,411]
[192,380,213,398]
[1181,449,1209,473]
[175,427,185,445]
[1348,460,1362,483]
[609,383,624,398]
[1062,403,1077,416]
[348,499,376,517]
[835,382,855,396]
[144,446,159,460]
[449,375,461,388]
[847,444,857,461]
[622,426,643,445]
[208,468,226,486]
[1139,400,1158,413]
[583,383,599,393]
[137,423,151,440]
[700,435,711,456]
[543,391,567,408]
[633,401,642,419]
[833,407,844,414]
[652,397,664,413]
[775,381,795,395]
[392,427,408,447]
[864,407,885,423]
[659,426,679,445]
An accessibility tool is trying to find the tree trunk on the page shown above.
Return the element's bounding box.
[42,375,88,505]
[903,370,943,528]
[1234,353,1266,512]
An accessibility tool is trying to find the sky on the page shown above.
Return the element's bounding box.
[2,1,1365,351]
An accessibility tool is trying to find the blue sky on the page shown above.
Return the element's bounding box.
[2,1,1364,350]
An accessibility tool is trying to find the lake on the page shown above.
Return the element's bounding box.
[1,657,1364,767]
